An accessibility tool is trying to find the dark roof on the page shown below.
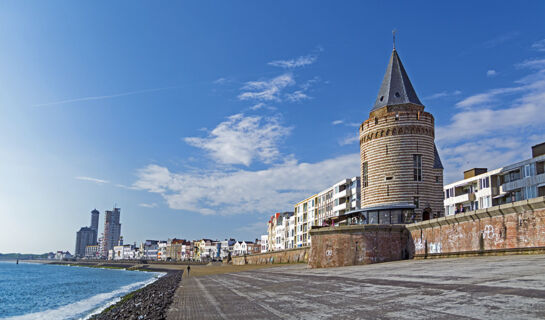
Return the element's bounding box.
[433,144,444,169]
[372,49,423,111]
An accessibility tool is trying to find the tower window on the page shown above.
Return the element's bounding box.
[386,145,388,154]
[395,92,400,97]
[387,185,390,196]
[375,118,378,125]
[380,96,384,101]
[362,162,368,188]
[395,113,399,121]
[413,154,422,181]
[435,176,440,183]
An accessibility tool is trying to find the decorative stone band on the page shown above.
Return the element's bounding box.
[360,124,435,144]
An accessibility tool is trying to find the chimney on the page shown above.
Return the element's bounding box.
[532,142,545,158]
[463,168,488,179]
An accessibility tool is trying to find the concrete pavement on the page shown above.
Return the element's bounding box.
[167,255,545,319]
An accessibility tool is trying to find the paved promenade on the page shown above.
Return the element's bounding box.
[167,255,545,319]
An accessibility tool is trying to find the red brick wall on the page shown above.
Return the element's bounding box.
[407,197,545,256]
[308,225,411,268]
[232,247,309,265]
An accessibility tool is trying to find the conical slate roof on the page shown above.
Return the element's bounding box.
[433,144,444,169]
[372,49,423,111]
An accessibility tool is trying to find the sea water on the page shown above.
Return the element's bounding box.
[0,261,161,319]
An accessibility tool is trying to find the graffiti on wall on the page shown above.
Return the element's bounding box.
[429,242,442,254]
[414,238,424,251]
[482,224,505,245]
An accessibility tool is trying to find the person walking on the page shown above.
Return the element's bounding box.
[186,265,190,278]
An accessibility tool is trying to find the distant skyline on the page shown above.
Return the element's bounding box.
[1,1,544,252]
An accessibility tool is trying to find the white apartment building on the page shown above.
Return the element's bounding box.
[294,176,361,247]
[260,235,268,253]
[444,142,545,215]
[285,215,295,249]
[295,195,316,247]
[112,244,137,260]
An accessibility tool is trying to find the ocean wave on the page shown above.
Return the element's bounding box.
[3,274,163,320]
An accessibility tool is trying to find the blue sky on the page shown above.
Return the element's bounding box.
[1,1,544,253]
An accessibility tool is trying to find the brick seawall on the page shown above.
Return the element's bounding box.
[231,247,309,265]
[407,196,545,257]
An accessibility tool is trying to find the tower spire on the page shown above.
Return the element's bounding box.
[392,29,396,50]
[371,48,423,111]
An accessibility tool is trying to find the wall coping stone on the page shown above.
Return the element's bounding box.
[499,203,516,215]
[240,246,309,258]
[406,197,545,231]
[310,224,406,235]
[475,208,491,219]
[529,197,545,210]
[488,206,503,218]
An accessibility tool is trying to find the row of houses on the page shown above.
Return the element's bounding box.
[82,238,262,261]
[261,176,361,252]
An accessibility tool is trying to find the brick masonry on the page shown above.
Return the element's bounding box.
[235,198,545,268]
[308,224,412,268]
[407,196,545,256]
[231,247,309,265]
[360,104,444,221]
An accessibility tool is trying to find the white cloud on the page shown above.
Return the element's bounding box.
[532,39,545,52]
[75,176,109,184]
[268,55,317,69]
[250,103,265,110]
[437,56,545,183]
[332,120,343,125]
[133,153,360,215]
[483,32,518,48]
[516,58,545,70]
[139,203,157,208]
[238,74,295,101]
[339,134,359,146]
[184,114,290,166]
[285,90,310,102]
[213,77,229,84]
[423,90,461,100]
[487,69,498,77]
[34,86,179,107]
[455,87,524,109]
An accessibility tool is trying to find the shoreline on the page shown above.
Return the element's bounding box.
[89,270,183,320]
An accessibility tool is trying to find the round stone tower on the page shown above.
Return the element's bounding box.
[359,49,444,222]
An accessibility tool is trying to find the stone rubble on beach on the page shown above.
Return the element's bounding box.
[91,271,182,320]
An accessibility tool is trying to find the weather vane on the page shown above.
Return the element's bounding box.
[393,29,397,50]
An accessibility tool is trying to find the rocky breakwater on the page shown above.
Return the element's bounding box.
[91,271,183,320]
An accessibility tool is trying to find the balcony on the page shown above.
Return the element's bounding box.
[500,173,545,194]
[334,188,351,199]
[333,202,347,212]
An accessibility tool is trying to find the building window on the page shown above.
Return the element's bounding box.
[386,145,388,155]
[413,155,422,181]
[479,177,490,189]
[413,197,420,209]
[362,162,368,188]
[395,113,399,121]
[375,118,378,125]
[387,185,390,196]
[435,176,440,183]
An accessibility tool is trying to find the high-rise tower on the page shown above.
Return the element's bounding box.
[359,49,444,223]
[102,207,121,257]
[90,209,99,244]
